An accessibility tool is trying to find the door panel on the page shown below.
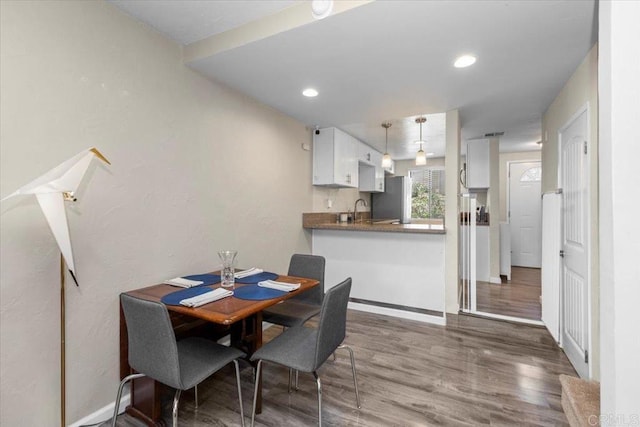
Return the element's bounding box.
[560,108,589,378]
[509,161,542,267]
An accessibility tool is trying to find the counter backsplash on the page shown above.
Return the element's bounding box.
[303,212,371,227]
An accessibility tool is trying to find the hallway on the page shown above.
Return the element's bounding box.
[477,267,542,320]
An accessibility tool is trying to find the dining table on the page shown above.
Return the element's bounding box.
[119,270,319,426]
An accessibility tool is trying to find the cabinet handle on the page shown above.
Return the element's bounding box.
[367,153,371,161]
[459,165,467,188]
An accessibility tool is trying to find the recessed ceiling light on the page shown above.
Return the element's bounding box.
[454,55,477,68]
[311,0,333,20]
[427,152,435,156]
[302,88,318,97]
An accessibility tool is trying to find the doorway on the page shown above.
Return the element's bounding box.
[472,160,543,322]
[558,106,590,378]
[476,267,542,320]
[509,161,542,268]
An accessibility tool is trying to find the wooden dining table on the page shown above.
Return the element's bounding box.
[120,271,319,426]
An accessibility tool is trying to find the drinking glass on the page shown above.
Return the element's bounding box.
[218,250,237,288]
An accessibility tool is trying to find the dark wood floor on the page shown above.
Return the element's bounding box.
[477,267,542,321]
[110,309,576,426]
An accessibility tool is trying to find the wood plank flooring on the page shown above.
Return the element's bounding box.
[109,309,576,426]
[476,267,542,320]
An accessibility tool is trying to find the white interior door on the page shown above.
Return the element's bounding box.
[560,108,590,378]
[509,161,542,267]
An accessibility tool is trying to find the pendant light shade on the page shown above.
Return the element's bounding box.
[382,153,392,168]
[381,122,392,168]
[415,117,427,166]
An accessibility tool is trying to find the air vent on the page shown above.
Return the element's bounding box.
[484,132,505,137]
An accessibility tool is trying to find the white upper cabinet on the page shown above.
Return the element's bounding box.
[373,151,385,192]
[358,144,384,192]
[465,139,490,189]
[313,127,358,188]
[357,141,375,165]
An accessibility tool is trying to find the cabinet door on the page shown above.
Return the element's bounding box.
[466,139,490,189]
[358,163,376,191]
[359,150,385,192]
[372,151,385,192]
[334,129,358,187]
[312,128,335,185]
[357,141,374,165]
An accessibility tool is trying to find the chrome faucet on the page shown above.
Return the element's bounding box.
[354,198,367,223]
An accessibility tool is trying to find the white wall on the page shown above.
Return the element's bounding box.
[541,44,600,379]
[444,110,460,313]
[598,0,640,419]
[0,1,313,425]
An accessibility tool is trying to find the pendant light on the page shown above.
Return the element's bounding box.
[415,117,427,166]
[381,122,392,168]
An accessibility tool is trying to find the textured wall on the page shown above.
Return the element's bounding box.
[541,44,599,379]
[0,1,313,424]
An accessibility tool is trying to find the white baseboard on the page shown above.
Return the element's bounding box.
[490,276,502,284]
[347,302,446,326]
[472,310,545,326]
[69,386,129,427]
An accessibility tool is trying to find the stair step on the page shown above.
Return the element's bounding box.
[560,374,600,426]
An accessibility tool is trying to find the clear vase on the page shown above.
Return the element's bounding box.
[218,250,237,288]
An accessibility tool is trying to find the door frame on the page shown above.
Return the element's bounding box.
[557,101,592,378]
[506,159,543,267]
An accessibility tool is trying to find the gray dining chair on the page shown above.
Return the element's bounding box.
[250,277,361,426]
[113,294,246,427]
[262,254,325,328]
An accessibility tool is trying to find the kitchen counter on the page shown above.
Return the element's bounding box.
[302,213,445,234]
[304,212,446,325]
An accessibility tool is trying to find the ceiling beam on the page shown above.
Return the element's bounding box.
[183,0,372,64]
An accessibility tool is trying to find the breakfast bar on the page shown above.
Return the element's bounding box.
[303,213,446,325]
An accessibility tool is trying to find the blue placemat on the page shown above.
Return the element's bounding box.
[233,284,286,300]
[161,286,214,306]
[235,272,279,284]
[183,273,221,285]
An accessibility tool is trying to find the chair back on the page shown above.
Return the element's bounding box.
[288,254,325,305]
[120,294,182,389]
[314,277,352,367]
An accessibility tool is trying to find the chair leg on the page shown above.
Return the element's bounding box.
[339,344,361,408]
[295,370,299,390]
[233,360,246,427]
[172,389,182,427]
[194,384,198,409]
[251,360,263,427]
[111,373,145,427]
[288,368,293,393]
[313,371,322,427]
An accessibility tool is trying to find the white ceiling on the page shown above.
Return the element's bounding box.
[109,0,299,45]
[110,0,597,159]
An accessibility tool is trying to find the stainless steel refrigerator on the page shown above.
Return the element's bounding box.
[371,176,412,224]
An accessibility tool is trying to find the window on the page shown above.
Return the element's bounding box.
[520,166,542,182]
[409,168,445,219]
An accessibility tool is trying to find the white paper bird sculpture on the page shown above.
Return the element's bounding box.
[1,148,111,285]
